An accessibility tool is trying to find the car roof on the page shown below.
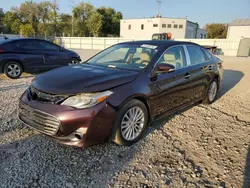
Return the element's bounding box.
[0,38,48,43]
[119,40,200,48]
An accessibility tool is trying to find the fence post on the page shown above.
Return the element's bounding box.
[80,37,82,49]
[92,38,93,50]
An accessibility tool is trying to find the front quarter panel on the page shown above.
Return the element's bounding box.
[107,73,151,110]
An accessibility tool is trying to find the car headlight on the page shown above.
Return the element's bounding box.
[61,91,113,109]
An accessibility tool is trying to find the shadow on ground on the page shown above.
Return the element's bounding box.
[217,69,244,99]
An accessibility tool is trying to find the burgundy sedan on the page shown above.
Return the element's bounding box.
[18,40,223,147]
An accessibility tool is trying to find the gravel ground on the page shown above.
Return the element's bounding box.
[0,56,250,188]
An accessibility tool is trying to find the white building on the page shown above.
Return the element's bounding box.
[120,17,207,39]
[227,19,250,39]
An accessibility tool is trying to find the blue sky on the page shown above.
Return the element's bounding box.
[1,0,250,28]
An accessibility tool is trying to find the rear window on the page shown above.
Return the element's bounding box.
[0,40,17,49]
[187,45,206,65]
[201,48,213,60]
[16,40,40,50]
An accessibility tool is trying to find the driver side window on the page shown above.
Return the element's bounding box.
[158,46,187,70]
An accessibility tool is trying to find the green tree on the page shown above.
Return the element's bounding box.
[20,23,35,37]
[86,12,102,37]
[19,1,39,32]
[37,1,53,36]
[205,24,228,39]
[2,11,21,33]
[97,7,123,36]
[48,2,59,36]
[58,14,72,36]
[73,2,95,36]
[0,11,4,33]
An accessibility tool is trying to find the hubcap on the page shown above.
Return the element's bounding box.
[121,107,145,141]
[69,59,78,65]
[208,81,218,102]
[7,64,21,77]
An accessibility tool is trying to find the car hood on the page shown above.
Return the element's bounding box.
[32,64,138,95]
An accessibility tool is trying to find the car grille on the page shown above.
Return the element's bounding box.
[29,86,68,104]
[19,101,61,136]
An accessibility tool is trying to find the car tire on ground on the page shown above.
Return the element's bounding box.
[4,61,23,79]
[203,78,218,104]
[69,58,79,65]
[111,99,149,146]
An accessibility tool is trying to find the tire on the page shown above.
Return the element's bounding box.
[69,58,79,65]
[203,79,218,104]
[111,99,149,146]
[4,61,23,79]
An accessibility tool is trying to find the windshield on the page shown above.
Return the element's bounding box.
[87,44,158,71]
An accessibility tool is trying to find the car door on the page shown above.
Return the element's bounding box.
[184,45,214,101]
[148,45,195,117]
[38,40,70,68]
[15,40,46,73]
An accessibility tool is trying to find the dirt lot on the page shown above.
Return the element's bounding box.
[0,55,250,188]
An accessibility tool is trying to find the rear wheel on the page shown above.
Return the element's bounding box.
[111,99,148,146]
[69,58,79,65]
[203,79,218,104]
[4,61,23,79]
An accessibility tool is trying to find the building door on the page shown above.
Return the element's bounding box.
[237,38,250,57]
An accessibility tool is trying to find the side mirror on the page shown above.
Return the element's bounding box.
[156,63,175,73]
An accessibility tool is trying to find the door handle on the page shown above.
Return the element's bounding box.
[184,73,190,79]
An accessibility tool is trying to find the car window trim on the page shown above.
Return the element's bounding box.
[39,40,60,51]
[183,45,191,66]
[184,44,210,66]
[149,45,188,77]
[200,47,213,61]
[17,39,40,50]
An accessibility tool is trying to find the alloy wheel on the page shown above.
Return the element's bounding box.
[121,107,145,141]
[7,64,21,77]
[208,81,218,102]
[69,59,79,65]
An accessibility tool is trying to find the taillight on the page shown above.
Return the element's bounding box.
[0,49,5,53]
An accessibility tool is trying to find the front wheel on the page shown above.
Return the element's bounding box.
[203,79,218,104]
[111,99,149,146]
[69,58,79,65]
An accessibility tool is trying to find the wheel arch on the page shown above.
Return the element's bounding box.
[116,94,152,122]
[2,59,25,72]
[213,74,220,88]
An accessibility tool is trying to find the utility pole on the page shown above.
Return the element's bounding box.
[157,0,162,17]
[69,0,77,37]
[52,0,57,37]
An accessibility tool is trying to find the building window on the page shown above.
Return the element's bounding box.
[174,24,178,28]
[141,24,144,30]
[162,24,166,28]
[128,25,131,30]
[179,25,183,29]
[167,24,171,28]
[153,24,158,27]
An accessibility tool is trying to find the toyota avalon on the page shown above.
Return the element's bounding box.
[18,40,223,147]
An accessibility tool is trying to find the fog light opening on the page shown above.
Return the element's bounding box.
[74,133,84,140]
